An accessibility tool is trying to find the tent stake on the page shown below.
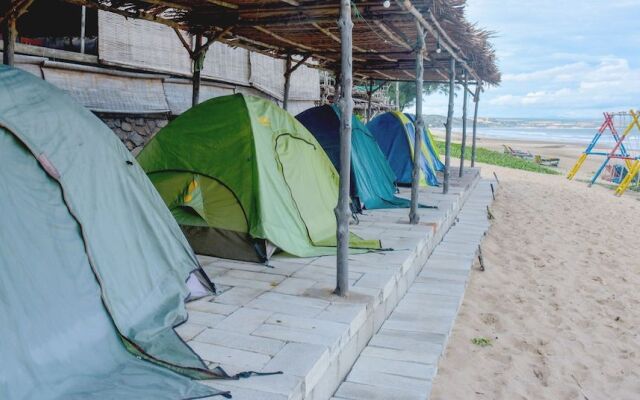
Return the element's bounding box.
[410,21,425,225]
[335,0,353,297]
[459,74,468,177]
[471,83,481,167]
[443,56,456,194]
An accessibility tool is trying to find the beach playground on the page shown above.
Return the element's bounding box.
[2,1,640,400]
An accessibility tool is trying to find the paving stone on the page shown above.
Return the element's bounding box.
[334,381,424,400]
[346,367,431,393]
[360,345,440,365]
[203,381,288,400]
[265,313,349,340]
[215,372,303,399]
[252,324,337,347]
[186,310,226,328]
[246,292,329,317]
[273,277,318,295]
[189,341,272,369]
[215,275,276,290]
[215,286,266,305]
[186,299,239,316]
[263,342,330,393]
[315,303,368,333]
[175,322,207,341]
[226,269,288,285]
[195,328,285,356]
[349,355,435,380]
[216,307,273,334]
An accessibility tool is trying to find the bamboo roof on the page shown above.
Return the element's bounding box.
[59,0,500,84]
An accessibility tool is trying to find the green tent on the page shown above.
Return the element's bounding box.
[0,66,229,399]
[138,94,380,263]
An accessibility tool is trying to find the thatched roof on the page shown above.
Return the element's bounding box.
[59,0,500,85]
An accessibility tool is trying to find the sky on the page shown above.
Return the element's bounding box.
[419,0,640,119]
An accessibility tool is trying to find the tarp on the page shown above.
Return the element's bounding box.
[367,111,441,186]
[296,104,410,210]
[0,66,227,399]
[138,94,380,262]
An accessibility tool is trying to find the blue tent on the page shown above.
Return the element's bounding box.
[296,105,410,210]
[404,113,445,172]
[367,111,440,186]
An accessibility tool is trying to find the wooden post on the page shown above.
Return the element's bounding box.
[192,34,203,107]
[335,0,353,297]
[283,53,292,111]
[80,5,86,54]
[471,83,481,168]
[2,15,16,66]
[443,57,456,194]
[410,21,425,225]
[395,81,400,110]
[366,78,373,122]
[459,74,468,177]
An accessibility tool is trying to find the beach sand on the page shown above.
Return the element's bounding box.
[429,160,640,400]
[430,129,609,181]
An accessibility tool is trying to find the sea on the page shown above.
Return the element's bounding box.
[472,126,606,145]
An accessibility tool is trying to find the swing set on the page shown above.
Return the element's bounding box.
[567,110,640,196]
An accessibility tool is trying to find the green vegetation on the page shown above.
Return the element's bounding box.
[434,140,560,175]
[471,337,493,347]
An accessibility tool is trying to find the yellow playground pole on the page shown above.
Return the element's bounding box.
[567,153,588,180]
[615,160,640,196]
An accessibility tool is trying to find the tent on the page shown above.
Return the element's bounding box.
[137,94,380,263]
[404,113,446,173]
[0,66,230,399]
[296,104,410,211]
[367,111,442,186]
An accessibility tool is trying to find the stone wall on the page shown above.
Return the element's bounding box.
[99,115,169,155]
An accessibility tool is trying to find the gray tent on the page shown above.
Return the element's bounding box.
[0,66,229,399]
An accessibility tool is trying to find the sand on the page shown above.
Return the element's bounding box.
[429,159,640,400]
[430,129,609,180]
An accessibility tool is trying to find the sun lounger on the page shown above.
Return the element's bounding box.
[502,144,534,159]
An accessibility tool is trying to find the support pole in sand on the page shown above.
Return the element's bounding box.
[283,54,310,111]
[174,28,231,108]
[395,81,400,110]
[366,78,373,122]
[80,6,86,54]
[335,0,353,297]
[192,33,203,107]
[2,14,16,66]
[410,21,426,225]
[459,74,468,177]
[443,56,456,194]
[471,83,481,168]
[283,54,292,111]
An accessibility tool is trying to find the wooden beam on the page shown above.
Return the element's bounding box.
[201,0,238,9]
[335,0,353,297]
[2,16,16,66]
[280,0,300,5]
[409,20,425,225]
[0,0,33,24]
[459,74,468,177]
[443,56,456,194]
[173,28,193,57]
[374,21,413,51]
[471,83,481,168]
[254,26,319,52]
[396,0,481,83]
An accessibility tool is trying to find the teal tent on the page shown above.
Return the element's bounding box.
[0,66,230,399]
[296,104,410,210]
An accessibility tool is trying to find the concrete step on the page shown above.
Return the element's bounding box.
[333,178,496,400]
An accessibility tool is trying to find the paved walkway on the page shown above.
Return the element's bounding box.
[333,179,495,400]
[176,168,484,400]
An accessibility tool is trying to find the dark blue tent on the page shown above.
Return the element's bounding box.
[367,111,440,186]
[296,105,410,210]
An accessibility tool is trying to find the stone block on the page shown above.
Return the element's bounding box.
[196,328,285,356]
[216,307,273,334]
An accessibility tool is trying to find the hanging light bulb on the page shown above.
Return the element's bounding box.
[383,0,391,8]
[436,37,442,54]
